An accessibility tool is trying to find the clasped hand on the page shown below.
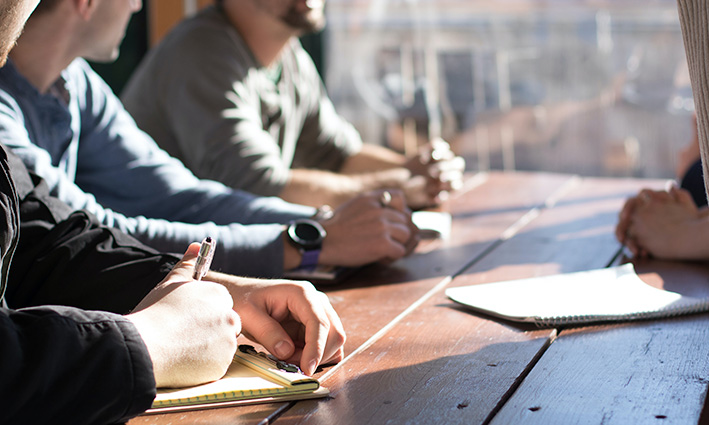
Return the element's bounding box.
[404,137,465,209]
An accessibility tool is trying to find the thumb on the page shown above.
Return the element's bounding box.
[165,242,202,283]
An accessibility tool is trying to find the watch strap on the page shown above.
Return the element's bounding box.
[299,248,321,269]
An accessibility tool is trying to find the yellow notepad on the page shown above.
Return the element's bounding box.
[148,345,328,413]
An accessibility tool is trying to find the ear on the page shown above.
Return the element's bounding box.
[74,0,98,20]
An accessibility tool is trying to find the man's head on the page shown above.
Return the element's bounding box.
[227,0,326,35]
[24,0,141,63]
[0,0,39,66]
[78,0,142,62]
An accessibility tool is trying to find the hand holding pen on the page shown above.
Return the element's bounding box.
[193,236,215,280]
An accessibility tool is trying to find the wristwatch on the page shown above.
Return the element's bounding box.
[286,219,326,269]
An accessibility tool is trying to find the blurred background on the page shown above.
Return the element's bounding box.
[99,0,693,180]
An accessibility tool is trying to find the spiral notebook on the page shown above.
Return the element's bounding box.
[147,345,328,413]
[446,264,709,327]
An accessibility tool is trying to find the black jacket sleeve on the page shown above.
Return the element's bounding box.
[0,305,156,425]
[0,145,173,423]
[4,150,180,314]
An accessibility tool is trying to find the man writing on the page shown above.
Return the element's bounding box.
[122,0,465,209]
[0,2,345,423]
[0,0,418,279]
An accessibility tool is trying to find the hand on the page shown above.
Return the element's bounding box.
[204,274,346,376]
[318,189,419,267]
[617,188,678,257]
[128,243,241,388]
[617,186,709,260]
[404,138,465,208]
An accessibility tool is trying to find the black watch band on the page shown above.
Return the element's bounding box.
[286,219,326,269]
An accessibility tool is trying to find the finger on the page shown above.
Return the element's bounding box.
[433,156,466,174]
[619,196,638,222]
[671,186,698,209]
[290,297,331,376]
[382,189,408,213]
[240,304,297,361]
[616,199,637,243]
[640,189,670,204]
[380,213,414,246]
[625,237,641,257]
[403,223,420,256]
[313,292,346,366]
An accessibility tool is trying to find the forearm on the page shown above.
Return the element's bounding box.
[339,143,407,174]
[0,306,155,424]
[280,167,411,208]
[122,219,291,278]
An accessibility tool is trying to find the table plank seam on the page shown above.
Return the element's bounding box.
[268,173,582,423]
[482,329,559,425]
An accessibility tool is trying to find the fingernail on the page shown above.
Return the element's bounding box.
[308,359,318,375]
[274,340,292,358]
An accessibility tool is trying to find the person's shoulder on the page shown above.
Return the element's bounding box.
[155,6,240,58]
[62,58,104,86]
[64,58,113,94]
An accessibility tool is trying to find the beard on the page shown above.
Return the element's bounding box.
[280,2,326,34]
[0,0,28,67]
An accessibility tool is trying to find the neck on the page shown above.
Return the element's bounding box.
[222,2,296,67]
[9,16,79,94]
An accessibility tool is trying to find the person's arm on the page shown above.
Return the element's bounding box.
[0,62,316,278]
[1,305,156,425]
[127,244,240,388]
[204,271,346,376]
[2,246,241,424]
[279,165,411,208]
[616,186,709,260]
[122,25,298,199]
[78,60,312,226]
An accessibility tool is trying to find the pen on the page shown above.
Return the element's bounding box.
[193,236,215,280]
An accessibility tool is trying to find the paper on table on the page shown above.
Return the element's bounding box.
[412,211,451,239]
[446,264,709,327]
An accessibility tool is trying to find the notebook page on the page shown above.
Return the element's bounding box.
[446,264,707,324]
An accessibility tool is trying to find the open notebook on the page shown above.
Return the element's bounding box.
[147,345,328,413]
[446,264,709,327]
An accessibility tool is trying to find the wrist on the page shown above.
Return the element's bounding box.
[283,229,303,270]
[284,219,326,269]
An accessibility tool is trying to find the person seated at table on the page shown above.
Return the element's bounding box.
[615,113,709,259]
[121,0,466,210]
[4,151,345,423]
[0,2,345,423]
[0,0,419,279]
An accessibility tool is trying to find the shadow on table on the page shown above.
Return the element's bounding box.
[299,340,550,425]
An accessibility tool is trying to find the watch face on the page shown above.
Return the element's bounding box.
[288,219,325,250]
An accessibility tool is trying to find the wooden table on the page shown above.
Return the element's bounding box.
[130,171,709,425]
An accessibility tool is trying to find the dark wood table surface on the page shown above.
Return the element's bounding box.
[130,171,709,425]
